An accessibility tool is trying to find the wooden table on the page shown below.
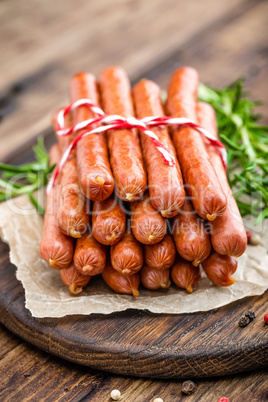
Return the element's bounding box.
[0,0,268,400]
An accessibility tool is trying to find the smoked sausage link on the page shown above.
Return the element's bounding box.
[133,79,185,217]
[166,67,227,221]
[130,194,167,245]
[172,198,211,266]
[197,102,247,257]
[99,66,147,201]
[60,263,91,295]
[74,232,107,276]
[144,234,176,270]
[92,196,126,245]
[40,144,74,270]
[110,227,143,275]
[102,262,140,297]
[52,109,89,238]
[70,72,114,201]
[171,257,201,293]
[140,265,171,290]
[202,252,237,286]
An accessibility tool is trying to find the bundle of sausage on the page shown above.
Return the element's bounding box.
[40,66,247,297]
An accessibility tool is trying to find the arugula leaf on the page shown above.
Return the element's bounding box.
[199,80,268,225]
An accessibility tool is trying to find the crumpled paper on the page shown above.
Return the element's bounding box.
[0,192,267,318]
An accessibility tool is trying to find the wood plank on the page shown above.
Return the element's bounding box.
[1,324,268,401]
[86,369,268,401]
[0,326,104,402]
[138,0,268,121]
[0,0,250,161]
[0,249,268,380]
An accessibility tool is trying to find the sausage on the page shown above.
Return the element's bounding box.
[144,234,176,270]
[133,79,185,217]
[102,262,140,297]
[99,66,147,201]
[70,72,114,201]
[166,67,227,221]
[73,232,107,276]
[52,109,89,238]
[171,257,201,293]
[92,196,126,245]
[197,102,247,257]
[130,193,167,245]
[140,265,171,290]
[40,144,74,270]
[202,252,237,286]
[60,263,91,295]
[172,198,211,266]
[110,226,143,275]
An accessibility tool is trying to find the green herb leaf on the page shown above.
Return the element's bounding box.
[0,137,52,214]
[199,79,268,225]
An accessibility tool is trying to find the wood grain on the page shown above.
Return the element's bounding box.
[134,0,268,121]
[1,323,268,402]
[0,241,268,380]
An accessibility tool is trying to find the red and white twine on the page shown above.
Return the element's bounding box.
[46,99,227,194]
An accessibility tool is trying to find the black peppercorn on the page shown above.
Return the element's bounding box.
[239,316,250,327]
[245,311,255,322]
[182,380,196,395]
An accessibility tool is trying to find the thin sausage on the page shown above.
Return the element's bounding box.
[92,196,126,245]
[60,263,91,295]
[133,79,185,217]
[70,72,114,201]
[40,145,74,269]
[140,265,171,290]
[102,262,140,297]
[166,67,227,221]
[110,226,143,275]
[52,109,89,238]
[197,102,247,257]
[130,193,167,245]
[144,234,176,270]
[202,252,237,286]
[171,257,201,293]
[74,232,107,276]
[172,198,211,266]
[99,66,147,201]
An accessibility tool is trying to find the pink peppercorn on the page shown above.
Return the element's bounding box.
[264,314,268,325]
[218,398,229,402]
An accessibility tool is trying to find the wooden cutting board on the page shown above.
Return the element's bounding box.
[0,238,267,379]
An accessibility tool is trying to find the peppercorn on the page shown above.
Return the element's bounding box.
[218,398,229,402]
[110,389,121,400]
[264,314,268,325]
[182,380,196,395]
[238,316,250,327]
[245,311,255,322]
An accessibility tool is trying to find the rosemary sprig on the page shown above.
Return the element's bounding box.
[199,80,268,225]
[0,138,54,215]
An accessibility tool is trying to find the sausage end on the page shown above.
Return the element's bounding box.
[161,280,171,289]
[49,259,59,269]
[132,289,139,297]
[186,285,193,294]
[206,214,216,221]
[126,193,134,201]
[68,283,83,295]
[69,228,82,238]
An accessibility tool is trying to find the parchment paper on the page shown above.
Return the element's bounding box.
[0,192,267,318]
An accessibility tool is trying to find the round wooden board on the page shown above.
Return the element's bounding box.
[0,240,268,379]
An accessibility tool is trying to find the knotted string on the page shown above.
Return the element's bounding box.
[46,98,227,194]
